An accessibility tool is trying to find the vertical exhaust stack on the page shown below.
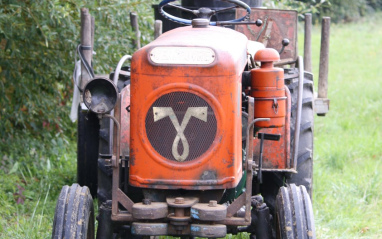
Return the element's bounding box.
[80,8,93,89]
[316,17,331,116]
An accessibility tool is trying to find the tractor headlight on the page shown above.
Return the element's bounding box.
[83,77,118,114]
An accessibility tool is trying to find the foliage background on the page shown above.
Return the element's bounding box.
[0,0,154,172]
[264,0,382,22]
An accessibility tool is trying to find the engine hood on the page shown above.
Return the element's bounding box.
[131,25,248,77]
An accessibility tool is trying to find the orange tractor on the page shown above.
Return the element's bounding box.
[54,0,330,238]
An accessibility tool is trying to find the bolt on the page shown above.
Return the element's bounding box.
[174,197,185,204]
[209,200,218,207]
[142,199,151,205]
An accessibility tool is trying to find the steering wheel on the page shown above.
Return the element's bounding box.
[159,0,251,26]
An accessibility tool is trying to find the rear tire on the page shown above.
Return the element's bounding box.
[276,184,315,239]
[52,184,95,239]
[285,69,314,197]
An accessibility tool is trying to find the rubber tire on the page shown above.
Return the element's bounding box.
[285,69,314,197]
[52,184,95,239]
[276,184,315,239]
[77,107,100,198]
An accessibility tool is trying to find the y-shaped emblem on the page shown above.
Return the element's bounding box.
[153,107,208,161]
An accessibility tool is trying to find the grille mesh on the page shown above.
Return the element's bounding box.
[145,92,217,162]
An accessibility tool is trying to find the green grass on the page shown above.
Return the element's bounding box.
[1,12,382,239]
[305,13,382,238]
[0,139,76,238]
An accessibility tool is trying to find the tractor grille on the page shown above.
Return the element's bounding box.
[145,92,217,162]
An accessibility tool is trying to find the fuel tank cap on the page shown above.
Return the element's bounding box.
[192,18,209,28]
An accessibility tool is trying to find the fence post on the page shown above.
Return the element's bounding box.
[304,13,312,73]
[154,20,163,39]
[130,12,141,49]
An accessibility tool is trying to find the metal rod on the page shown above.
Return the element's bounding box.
[318,17,330,99]
[217,21,261,26]
[113,55,132,85]
[258,133,264,183]
[130,12,141,49]
[102,114,121,216]
[274,58,297,67]
[284,85,291,168]
[304,13,312,73]
[80,8,93,89]
[245,97,270,223]
[244,117,269,222]
[293,56,304,170]
[245,97,255,223]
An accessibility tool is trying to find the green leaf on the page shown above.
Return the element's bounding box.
[8,162,19,174]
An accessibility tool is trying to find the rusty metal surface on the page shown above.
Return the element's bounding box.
[167,197,199,208]
[218,217,251,226]
[236,8,298,61]
[130,25,247,190]
[167,224,191,236]
[254,47,280,62]
[260,168,297,173]
[111,212,133,221]
[132,202,168,220]
[226,193,246,218]
[285,85,291,168]
[117,189,134,213]
[251,48,286,128]
[191,202,227,221]
[190,224,227,238]
[253,85,292,170]
[131,223,168,236]
[105,108,134,221]
[120,85,131,157]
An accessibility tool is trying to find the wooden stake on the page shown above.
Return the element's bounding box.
[130,12,141,49]
[318,17,330,99]
[154,20,163,39]
[304,13,312,73]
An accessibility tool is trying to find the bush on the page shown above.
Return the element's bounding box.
[323,0,369,22]
[0,0,155,166]
[264,0,382,23]
[263,0,331,19]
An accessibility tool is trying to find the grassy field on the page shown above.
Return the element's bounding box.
[308,13,382,238]
[1,13,382,239]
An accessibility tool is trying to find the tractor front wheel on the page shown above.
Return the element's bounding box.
[52,184,95,239]
[275,184,315,239]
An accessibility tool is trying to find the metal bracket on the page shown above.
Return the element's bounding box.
[315,98,330,116]
[101,113,134,222]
